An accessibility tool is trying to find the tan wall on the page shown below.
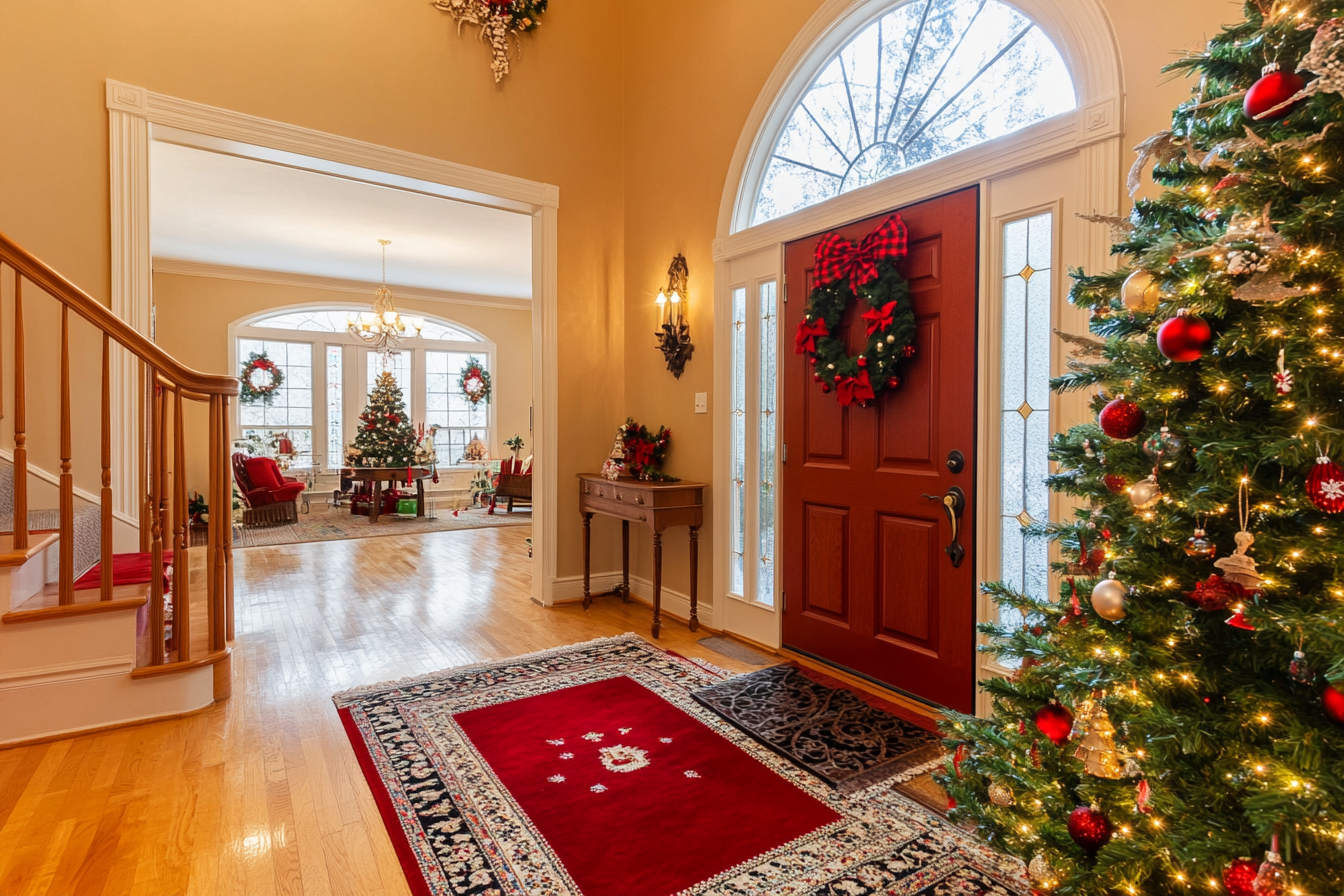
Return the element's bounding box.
[0,0,626,574]
[151,272,533,494]
[618,0,1237,604]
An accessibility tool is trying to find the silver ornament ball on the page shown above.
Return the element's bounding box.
[1128,476,1162,509]
[1121,270,1162,311]
[1091,576,1128,622]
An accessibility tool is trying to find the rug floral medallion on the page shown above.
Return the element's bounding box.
[333,634,1025,896]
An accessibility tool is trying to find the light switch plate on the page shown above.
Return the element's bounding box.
[694,392,708,414]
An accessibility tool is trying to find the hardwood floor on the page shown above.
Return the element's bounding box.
[0,526,762,896]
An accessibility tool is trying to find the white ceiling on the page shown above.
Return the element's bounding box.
[150,142,533,300]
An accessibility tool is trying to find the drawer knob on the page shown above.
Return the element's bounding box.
[636,495,645,504]
[583,484,590,494]
[616,493,623,501]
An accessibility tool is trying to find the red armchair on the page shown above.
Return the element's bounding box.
[232,453,306,527]
[490,454,532,514]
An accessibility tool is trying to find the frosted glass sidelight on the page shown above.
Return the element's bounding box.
[999,211,1053,604]
[730,288,747,597]
[753,0,1075,225]
[326,345,343,467]
[757,282,778,607]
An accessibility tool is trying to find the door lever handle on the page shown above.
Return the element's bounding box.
[921,487,966,568]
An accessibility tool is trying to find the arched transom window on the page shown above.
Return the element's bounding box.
[752,0,1076,226]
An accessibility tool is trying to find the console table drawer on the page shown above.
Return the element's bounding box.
[580,479,699,508]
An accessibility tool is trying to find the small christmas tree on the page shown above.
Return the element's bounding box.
[937,5,1343,895]
[348,369,420,468]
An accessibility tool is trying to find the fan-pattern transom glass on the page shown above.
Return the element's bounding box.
[752,0,1076,225]
[251,309,480,342]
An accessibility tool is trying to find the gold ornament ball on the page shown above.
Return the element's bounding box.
[1121,270,1162,311]
[1128,476,1162,510]
[1091,576,1128,622]
[1028,853,1057,887]
[987,780,1016,807]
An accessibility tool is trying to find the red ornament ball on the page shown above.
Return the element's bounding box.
[1103,474,1128,495]
[857,357,867,368]
[1324,681,1344,725]
[1098,398,1146,440]
[813,373,823,383]
[820,384,831,394]
[1157,313,1212,363]
[1067,805,1113,853]
[1306,454,1344,514]
[1244,64,1306,120]
[1223,858,1258,896]
[1033,702,1074,746]
[886,377,901,389]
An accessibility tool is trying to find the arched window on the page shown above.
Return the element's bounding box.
[751,0,1076,226]
[234,306,493,470]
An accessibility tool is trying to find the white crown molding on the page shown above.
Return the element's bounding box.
[106,80,559,212]
[151,259,532,311]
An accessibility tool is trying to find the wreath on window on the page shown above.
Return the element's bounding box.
[794,214,917,407]
[239,352,284,406]
[458,356,492,405]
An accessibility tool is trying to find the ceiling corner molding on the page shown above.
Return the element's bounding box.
[151,259,532,311]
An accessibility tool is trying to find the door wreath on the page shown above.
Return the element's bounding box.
[794,213,917,407]
[458,356,492,405]
[239,352,284,406]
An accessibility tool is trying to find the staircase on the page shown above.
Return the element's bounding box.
[0,231,239,745]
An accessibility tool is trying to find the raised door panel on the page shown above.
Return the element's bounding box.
[875,514,938,649]
[802,504,848,622]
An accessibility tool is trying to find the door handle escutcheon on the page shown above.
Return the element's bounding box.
[921,487,966,568]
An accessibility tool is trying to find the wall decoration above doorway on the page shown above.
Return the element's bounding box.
[431,0,550,83]
[794,214,917,407]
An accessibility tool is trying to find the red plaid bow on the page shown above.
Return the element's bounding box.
[835,371,875,407]
[794,317,829,354]
[861,301,897,336]
[814,214,908,294]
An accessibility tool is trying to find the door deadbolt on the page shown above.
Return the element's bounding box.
[946,449,965,474]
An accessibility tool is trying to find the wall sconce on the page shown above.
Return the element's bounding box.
[655,253,694,378]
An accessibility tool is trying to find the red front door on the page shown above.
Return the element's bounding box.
[781,187,979,713]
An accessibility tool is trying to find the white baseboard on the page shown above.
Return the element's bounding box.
[547,571,714,628]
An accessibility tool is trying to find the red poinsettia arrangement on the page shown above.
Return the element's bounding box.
[618,418,677,482]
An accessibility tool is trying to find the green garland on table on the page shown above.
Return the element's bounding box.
[795,259,917,407]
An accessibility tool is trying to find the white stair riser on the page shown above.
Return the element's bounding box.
[0,610,138,674]
[2,543,53,612]
[0,663,213,744]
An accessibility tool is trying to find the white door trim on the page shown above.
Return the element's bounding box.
[106,80,560,606]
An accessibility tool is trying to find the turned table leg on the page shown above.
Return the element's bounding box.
[620,520,631,602]
[688,525,700,632]
[416,477,425,517]
[651,531,663,639]
[370,480,382,522]
[581,512,593,609]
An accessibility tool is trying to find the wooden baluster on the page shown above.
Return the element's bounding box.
[224,396,234,643]
[149,372,165,665]
[100,334,113,600]
[58,306,74,605]
[173,388,190,661]
[12,275,26,552]
[208,395,226,652]
[138,364,149,553]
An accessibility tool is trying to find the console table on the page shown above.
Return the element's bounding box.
[347,466,433,522]
[577,474,706,638]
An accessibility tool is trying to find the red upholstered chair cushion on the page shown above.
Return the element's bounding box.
[271,482,306,502]
[245,456,285,491]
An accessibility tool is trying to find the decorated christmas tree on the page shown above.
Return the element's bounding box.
[348,369,420,468]
[937,5,1344,895]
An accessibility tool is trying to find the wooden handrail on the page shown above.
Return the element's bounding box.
[0,231,238,397]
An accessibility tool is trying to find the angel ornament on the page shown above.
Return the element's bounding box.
[1213,480,1262,591]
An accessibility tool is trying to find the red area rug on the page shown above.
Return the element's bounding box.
[334,635,1025,896]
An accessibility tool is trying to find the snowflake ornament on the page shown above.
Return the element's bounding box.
[1307,453,1344,513]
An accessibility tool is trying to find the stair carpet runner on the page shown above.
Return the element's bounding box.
[0,458,101,584]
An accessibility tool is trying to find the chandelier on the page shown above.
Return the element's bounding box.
[347,239,423,355]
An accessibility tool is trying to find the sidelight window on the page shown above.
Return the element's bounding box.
[750,0,1075,226]
[999,211,1053,604]
[728,280,780,607]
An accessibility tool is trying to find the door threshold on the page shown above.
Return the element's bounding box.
[780,644,950,726]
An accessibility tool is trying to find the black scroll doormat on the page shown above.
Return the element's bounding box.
[692,664,945,794]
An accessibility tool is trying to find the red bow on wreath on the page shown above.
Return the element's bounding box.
[814,213,909,294]
[861,301,897,337]
[794,317,829,354]
[836,370,875,407]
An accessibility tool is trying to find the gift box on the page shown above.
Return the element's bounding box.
[396,498,418,516]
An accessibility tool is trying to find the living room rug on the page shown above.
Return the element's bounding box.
[333,634,1024,896]
[194,503,529,548]
[692,663,945,793]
